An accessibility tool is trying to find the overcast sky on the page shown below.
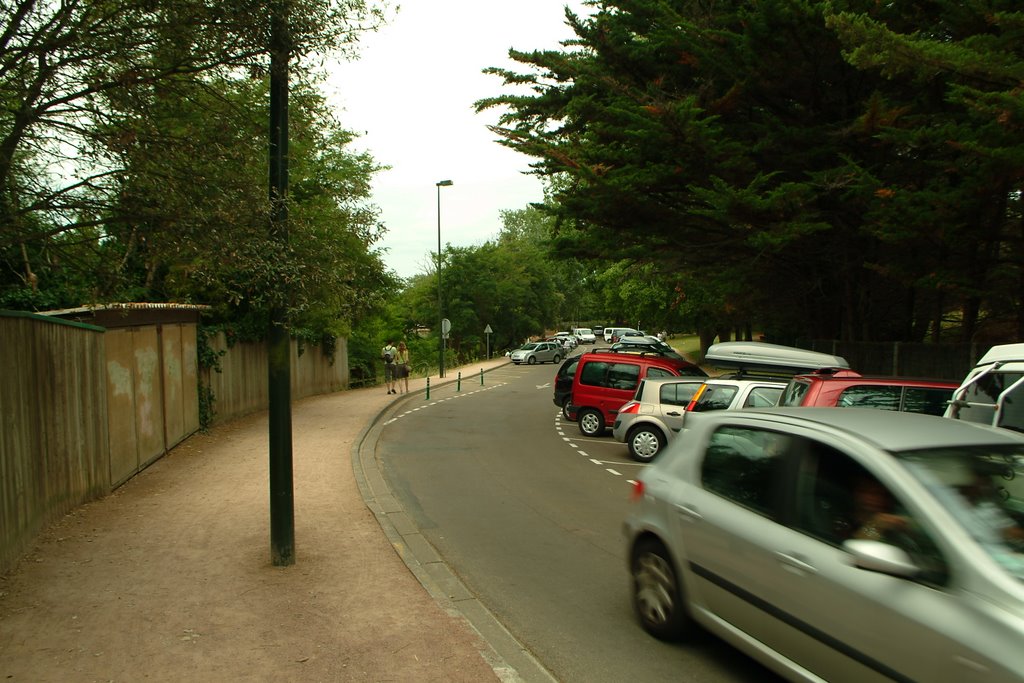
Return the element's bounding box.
[324,1,588,280]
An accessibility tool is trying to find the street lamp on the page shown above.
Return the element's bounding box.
[436,179,453,378]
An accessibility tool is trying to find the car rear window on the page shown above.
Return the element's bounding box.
[744,386,784,408]
[580,361,641,390]
[836,385,953,416]
[779,379,811,406]
[690,385,739,412]
[702,426,788,517]
[903,387,953,416]
[660,382,701,406]
[837,385,901,411]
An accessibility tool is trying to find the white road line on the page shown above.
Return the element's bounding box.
[606,469,622,476]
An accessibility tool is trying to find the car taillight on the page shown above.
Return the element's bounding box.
[630,479,645,501]
[620,401,640,415]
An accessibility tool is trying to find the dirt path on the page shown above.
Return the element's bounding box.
[0,382,503,682]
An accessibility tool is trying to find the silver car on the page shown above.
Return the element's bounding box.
[613,376,786,463]
[612,377,705,462]
[510,341,562,365]
[624,408,1024,682]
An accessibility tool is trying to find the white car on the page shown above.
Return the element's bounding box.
[625,408,1024,682]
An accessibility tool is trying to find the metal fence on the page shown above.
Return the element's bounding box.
[796,340,981,380]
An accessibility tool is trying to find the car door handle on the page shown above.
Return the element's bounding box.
[674,503,702,521]
[665,410,682,416]
[774,552,818,576]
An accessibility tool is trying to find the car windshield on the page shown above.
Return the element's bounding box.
[519,343,539,351]
[897,445,1024,581]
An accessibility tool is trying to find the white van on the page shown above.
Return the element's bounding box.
[603,326,640,343]
[945,343,1024,433]
[572,327,597,344]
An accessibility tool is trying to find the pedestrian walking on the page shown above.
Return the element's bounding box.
[396,341,411,393]
[381,339,399,394]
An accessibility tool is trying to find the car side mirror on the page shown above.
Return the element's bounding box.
[843,539,920,579]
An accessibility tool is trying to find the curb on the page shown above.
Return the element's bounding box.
[350,360,558,683]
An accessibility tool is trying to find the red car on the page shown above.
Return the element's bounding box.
[778,369,957,415]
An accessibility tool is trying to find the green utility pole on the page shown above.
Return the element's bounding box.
[268,0,294,567]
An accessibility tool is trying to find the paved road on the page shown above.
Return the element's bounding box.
[370,357,781,682]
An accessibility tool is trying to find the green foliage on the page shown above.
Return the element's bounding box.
[478,0,1024,343]
[1,0,394,360]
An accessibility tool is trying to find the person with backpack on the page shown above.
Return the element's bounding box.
[381,340,399,394]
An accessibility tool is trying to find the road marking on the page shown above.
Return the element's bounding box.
[606,469,622,476]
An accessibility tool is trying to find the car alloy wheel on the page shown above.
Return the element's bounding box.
[631,539,692,641]
[528,356,537,365]
[628,426,666,463]
[578,408,605,437]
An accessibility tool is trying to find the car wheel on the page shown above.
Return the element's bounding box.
[578,408,605,437]
[527,356,537,365]
[561,402,573,420]
[632,538,694,641]
[627,425,666,463]
[552,354,561,365]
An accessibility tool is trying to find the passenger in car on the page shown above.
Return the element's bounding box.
[849,474,911,542]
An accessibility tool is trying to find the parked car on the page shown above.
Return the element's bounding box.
[612,377,706,462]
[552,331,578,349]
[564,351,707,437]
[779,370,957,415]
[613,343,834,462]
[624,408,1024,682]
[684,376,788,413]
[603,326,641,343]
[510,341,563,365]
[552,355,581,418]
[572,327,598,344]
[945,343,1024,433]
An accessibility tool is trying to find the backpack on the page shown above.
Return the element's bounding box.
[383,349,394,363]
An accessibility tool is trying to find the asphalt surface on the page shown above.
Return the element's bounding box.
[0,355,556,682]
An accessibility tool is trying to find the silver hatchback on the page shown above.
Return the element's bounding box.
[612,377,705,462]
[624,408,1024,682]
[510,341,562,365]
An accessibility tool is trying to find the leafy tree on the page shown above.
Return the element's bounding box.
[1,0,395,353]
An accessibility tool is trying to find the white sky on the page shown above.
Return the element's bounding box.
[323,1,588,279]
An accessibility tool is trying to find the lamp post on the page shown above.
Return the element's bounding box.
[436,179,453,378]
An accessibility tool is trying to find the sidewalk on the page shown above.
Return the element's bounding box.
[0,356,542,682]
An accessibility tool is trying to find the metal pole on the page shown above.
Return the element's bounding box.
[436,180,452,378]
[268,0,294,567]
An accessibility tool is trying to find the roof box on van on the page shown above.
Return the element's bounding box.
[704,341,850,375]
